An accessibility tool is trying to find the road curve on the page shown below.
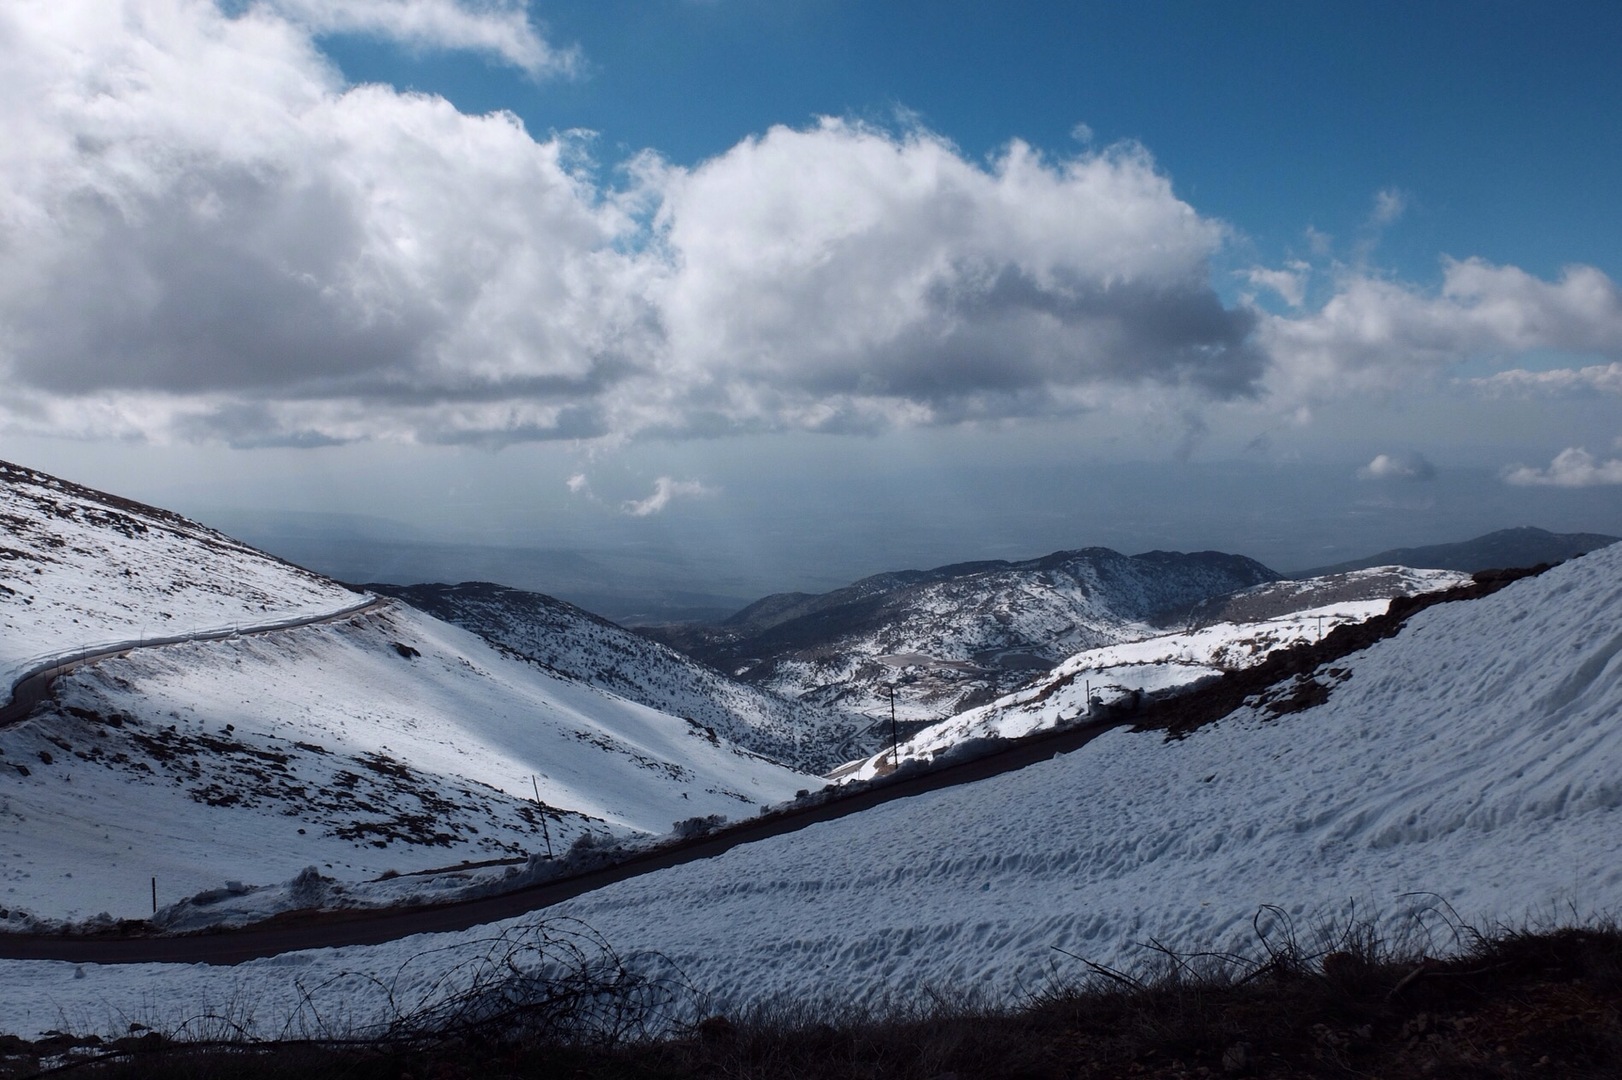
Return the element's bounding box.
[0,716,1128,965]
[0,568,1520,967]
[0,596,390,728]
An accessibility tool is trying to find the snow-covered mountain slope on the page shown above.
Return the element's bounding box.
[0,462,814,923]
[1183,566,1473,628]
[650,547,1279,728]
[831,566,1471,781]
[516,542,1622,1008]
[0,603,812,921]
[0,459,364,693]
[4,543,1614,1038]
[370,582,861,771]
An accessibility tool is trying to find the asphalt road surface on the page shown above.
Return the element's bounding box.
[0,596,388,728]
[0,715,1128,965]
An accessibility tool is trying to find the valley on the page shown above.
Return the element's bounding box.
[1,458,1619,1060]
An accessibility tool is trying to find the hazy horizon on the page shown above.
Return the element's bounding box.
[184,455,1617,622]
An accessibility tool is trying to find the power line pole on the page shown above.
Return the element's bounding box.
[889,683,898,769]
[532,775,553,858]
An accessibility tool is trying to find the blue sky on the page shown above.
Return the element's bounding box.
[3,1,1621,614]
[325,0,1622,285]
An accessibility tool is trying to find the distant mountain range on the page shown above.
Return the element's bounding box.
[1294,526,1617,578]
[7,450,1616,931]
[643,548,1280,725]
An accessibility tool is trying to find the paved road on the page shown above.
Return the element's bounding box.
[0,715,1128,965]
[0,596,389,727]
[0,564,1511,967]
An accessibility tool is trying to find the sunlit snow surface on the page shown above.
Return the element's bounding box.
[0,462,813,926]
[0,606,811,921]
[4,545,1619,1039]
[833,567,1470,781]
[376,582,859,772]
[0,460,362,691]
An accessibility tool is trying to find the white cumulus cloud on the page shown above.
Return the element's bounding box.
[1466,361,1622,398]
[1370,187,1407,228]
[259,0,576,76]
[1244,261,1309,308]
[621,477,718,517]
[4,1,1622,454]
[647,121,1261,433]
[1357,452,1436,482]
[1259,259,1622,403]
[1502,447,1622,488]
[0,0,647,448]
[0,4,1266,448]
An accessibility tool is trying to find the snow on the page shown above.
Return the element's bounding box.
[374,582,858,771]
[832,567,1470,781]
[701,548,1278,726]
[0,460,363,695]
[3,544,1618,1040]
[0,605,812,922]
[1,462,814,927]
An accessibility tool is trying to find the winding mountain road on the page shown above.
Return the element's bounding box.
[0,580,1129,966]
[0,596,389,728]
[0,568,1505,967]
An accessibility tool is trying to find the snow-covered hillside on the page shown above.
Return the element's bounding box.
[538,544,1622,1009]
[830,566,1471,781]
[0,463,814,923]
[655,548,1278,727]
[0,603,812,922]
[0,459,363,693]
[371,582,862,771]
[5,543,1609,1037]
[1185,566,1475,628]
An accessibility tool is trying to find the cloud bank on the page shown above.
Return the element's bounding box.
[1502,447,1622,488]
[4,1,1622,451]
[1258,260,1622,402]
[1467,361,1622,398]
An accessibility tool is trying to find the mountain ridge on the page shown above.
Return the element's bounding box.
[1293,525,1617,577]
[645,546,1281,725]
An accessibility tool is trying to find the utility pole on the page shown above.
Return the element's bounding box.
[532,775,553,858]
[889,683,899,769]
